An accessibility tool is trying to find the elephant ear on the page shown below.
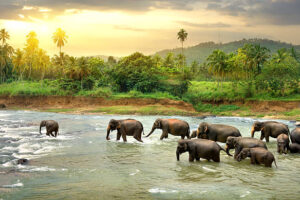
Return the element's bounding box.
[116,122,121,129]
[204,124,208,133]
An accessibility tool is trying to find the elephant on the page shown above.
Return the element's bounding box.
[106,119,144,142]
[192,122,241,143]
[290,127,300,144]
[40,120,59,137]
[146,118,190,140]
[225,136,267,159]
[176,139,232,162]
[191,130,197,138]
[237,147,277,168]
[289,143,300,153]
[250,121,289,142]
[277,134,290,154]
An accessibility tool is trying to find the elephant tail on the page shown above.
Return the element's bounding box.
[142,124,144,135]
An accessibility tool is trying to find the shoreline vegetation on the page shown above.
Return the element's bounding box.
[0,28,299,121]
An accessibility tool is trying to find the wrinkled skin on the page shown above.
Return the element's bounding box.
[225,136,267,159]
[146,118,190,140]
[176,139,232,162]
[250,121,289,142]
[277,134,290,154]
[106,119,144,142]
[40,120,59,137]
[290,127,300,144]
[192,122,241,143]
[289,143,300,153]
[237,147,277,168]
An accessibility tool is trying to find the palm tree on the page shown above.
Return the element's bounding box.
[52,28,68,65]
[0,29,10,46]
[207,50,228,89]
[12,49,25,80]
[252,44,270,74]
[272,48,288,63]
[177,29,188,55]
[290,47,299,62]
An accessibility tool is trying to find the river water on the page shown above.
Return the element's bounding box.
[0,110,299,199]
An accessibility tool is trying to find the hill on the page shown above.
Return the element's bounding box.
[155,38,300,63]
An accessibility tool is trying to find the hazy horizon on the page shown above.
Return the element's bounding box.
[1,0,300,57]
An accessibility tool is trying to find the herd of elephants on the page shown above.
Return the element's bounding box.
[37,118,300,168]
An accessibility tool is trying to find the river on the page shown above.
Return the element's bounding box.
[0,110,299,199]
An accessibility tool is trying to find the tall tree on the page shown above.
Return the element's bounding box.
[52,28,68,65]
[24,31,39,79]
[207,50,228,89]
[177,29,188,55]
[0,29,10,46]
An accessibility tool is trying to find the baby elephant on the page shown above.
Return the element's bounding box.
[237,147,277,168]
[289,143,300,153]
[277,134,290,154]
[40,120,59,137]
[176,139,231,162]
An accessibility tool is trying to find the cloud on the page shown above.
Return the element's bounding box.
[206,0,300,25]
[113,25,147,32]
[176,21,231,28]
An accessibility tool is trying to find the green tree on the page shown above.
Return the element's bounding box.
[24,31,39,79]
[53,28,68,65]
[177,29,188,55]
[0,29,10,46]
[12,49,25,80]
[207,49,228,89]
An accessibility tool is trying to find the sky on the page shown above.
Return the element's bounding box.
[1,0,300,57]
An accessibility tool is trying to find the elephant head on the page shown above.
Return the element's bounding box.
[197,122,209,138]
[146,118,162,137]
[106,119,121,140]
[176,140,189,161]
[277,141,287,154]
[40,120,47,134]
[237,148,250,162]
[251,121,264,138]
[225,136,238,155]
[190,130,197,138]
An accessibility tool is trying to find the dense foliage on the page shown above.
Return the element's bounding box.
[0,28,300,103]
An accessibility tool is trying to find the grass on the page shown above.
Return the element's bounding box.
[43,108,75,113]
[89,105,195,116]
[194,102,241,115]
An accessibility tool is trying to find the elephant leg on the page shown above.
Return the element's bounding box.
[234,146,242,160]
[116,131,121,141]
[133,131,143,142]
[181,135,185,139]
[160,131,168,140]
[265,135,270,143]
[260,133,265,141]
[121,133,127,142]
[250,156,256,165]
[54,131,58,137]
[189,154,195,162]
[213,155,220,162]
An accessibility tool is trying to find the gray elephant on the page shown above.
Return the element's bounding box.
[290,143,300,153]
[106,119,144,142]
[40,120,59,137]
[251,121,289,142]
[225,136,267,159]
[277,134,290,154]
[290,127,300,144]
[192,122,241,143]
[191,130,197,138]
[146,118,190,140]
[237,147,277,168]
[176,139,231,162]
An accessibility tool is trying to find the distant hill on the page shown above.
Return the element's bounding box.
[155,38,300,64]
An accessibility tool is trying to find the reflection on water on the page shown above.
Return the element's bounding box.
[0,111,299,199]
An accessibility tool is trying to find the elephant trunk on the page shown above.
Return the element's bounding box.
[39,124,42,134]
[106,126,111,140]
[176,150,180,161]
[225,145,232,156]
[146,126,156,137]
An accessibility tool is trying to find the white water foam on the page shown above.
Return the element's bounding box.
[129,169,140,176]
[2,180,23,188]
[149,188,178,194]
[202,166,217,172]
[240,191,251,198]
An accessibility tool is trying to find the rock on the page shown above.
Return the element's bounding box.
[17,158,29,165]
[0,104,6,109]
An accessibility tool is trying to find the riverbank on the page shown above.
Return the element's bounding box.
[0,96,299,120]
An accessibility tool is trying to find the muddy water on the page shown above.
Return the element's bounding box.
[0,110,299,199]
